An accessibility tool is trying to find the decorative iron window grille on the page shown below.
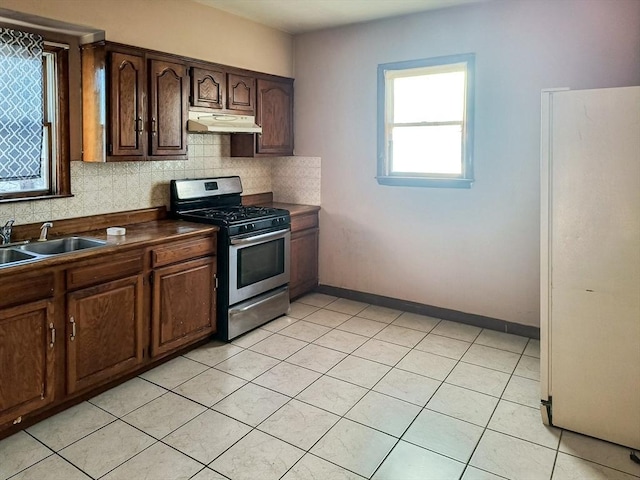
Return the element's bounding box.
[0,28,44,182]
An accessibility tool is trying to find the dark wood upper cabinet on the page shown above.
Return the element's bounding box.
[190,67,225,109]
[149,59,189,157]
[109,52,145,158]
[82,43,188,162]
[227,73,255,113]
[83,41,295,161]
[256,78,294,155]
[230,77,294,157]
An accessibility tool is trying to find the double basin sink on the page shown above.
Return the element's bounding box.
[0,237,107,268]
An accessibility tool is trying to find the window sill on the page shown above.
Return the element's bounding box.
[376,176,473,188]
[0,193,74,204]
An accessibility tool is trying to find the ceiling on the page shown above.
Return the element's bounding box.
[194,0,491,34]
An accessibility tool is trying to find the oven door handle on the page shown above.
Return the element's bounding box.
[230,229,290,246]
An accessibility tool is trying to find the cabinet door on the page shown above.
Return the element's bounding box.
[290,227,319,299]
[109,52,145,157]
[151,257,216,356]
[0,300,55,426]
[149,59,189,157]
[256,78,294,155]
[227,73,255,113]
[191,67,225,109]
[66,275,144,394]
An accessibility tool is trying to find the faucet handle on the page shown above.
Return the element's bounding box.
[3,219,14,229]
[40,221,53,229]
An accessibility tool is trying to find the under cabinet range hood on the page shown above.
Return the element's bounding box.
[187,111,262,134]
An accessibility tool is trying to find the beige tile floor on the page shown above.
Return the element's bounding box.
[2,293,639,480]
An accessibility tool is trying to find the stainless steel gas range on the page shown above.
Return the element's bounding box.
[170,176,290,341]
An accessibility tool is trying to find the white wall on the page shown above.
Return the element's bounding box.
[293,0,640,326]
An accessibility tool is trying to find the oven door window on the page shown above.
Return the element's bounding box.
[237,238,285,289]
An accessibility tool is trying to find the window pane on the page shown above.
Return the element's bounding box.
[391,125,462,174]
[0,28,44,191]
[394,71,465,123]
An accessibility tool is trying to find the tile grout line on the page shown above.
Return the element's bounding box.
[205,304,538,478]
[7,297,556,480]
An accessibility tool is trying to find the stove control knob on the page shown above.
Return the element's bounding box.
[272,219,279,226]
[239,225,246,233]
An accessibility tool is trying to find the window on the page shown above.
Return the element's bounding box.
[0,27,70,201]
[377,53,475,188]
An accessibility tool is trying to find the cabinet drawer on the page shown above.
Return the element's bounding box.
[151,237,216,268]
[0,271,55,308]
[66,252,143,290]
[291,213,318,232]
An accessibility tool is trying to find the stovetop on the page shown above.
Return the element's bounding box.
[170,177,291,237]
[189,205,286,223]
[179,206,290,236]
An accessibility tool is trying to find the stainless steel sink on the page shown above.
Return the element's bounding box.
[0,248,37,265]
[18,237,106,255]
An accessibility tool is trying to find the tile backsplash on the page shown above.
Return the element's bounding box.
[272,156,321,205]
[0,134,321,226]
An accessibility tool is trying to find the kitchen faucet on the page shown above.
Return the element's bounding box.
[0,219,14,245]
[39,222,53,241]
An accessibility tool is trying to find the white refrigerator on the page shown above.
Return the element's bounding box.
[540,86,640,450]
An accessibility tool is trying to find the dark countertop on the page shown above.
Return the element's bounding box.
[0,219,217,275]
[0,200,318,276]
[240,193,320,217]
[273,202,321,216]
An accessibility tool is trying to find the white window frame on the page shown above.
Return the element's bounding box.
[377,53,475,188]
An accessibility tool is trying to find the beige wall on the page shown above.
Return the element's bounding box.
[0,0,293,76]
[0,0,310,226]
[293,0,640,326]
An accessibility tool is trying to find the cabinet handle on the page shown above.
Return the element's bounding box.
[136,116,143,134]
[151,118,156,136]
[70,316,76,341]
[49,322,55,347]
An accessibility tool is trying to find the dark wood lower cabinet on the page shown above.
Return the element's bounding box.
[66,275,145,394]
[151,256,216,356]
[0,228,218,439]
[0,300,55,426]
[290,227,319,299]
